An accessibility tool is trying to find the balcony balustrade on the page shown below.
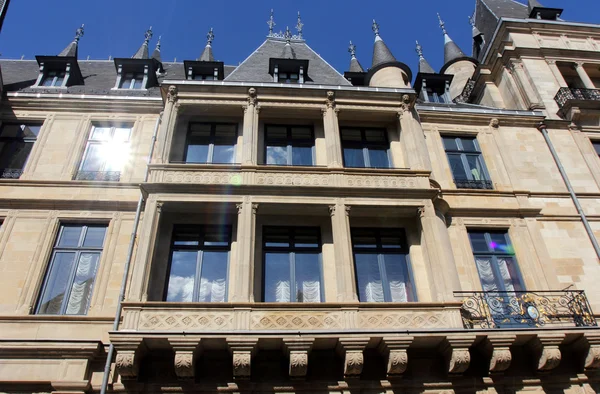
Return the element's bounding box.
[555,87,600,112]
[75,170,121,182]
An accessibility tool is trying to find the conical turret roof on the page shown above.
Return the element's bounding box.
[371,20,397,68]
[58,24,84,58]
[415,41,435,74]
[132,27,153,59]
[151,36,161,62]
[348,42,364,73]
[438,13,468,65]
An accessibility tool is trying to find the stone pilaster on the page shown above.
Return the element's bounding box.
[486,335,516,373]
[231,200,258,302]
[169,337,201,379]
[322,91,343,168]
[329,202,357,302]
[242,88,259,165]
[397,95,432,172]
[530,333,564,372]
[507,60,544,110]
[283,337,315,379]
[337,338,369,379]
[418,202,461,302]
[546,59,568,88]
[378,336,413,378]
[227,337,258,380]
[443,335,475,375]
[156,85,179,164]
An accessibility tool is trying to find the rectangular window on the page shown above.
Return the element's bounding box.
[265,125,314,166]
[425,87,447,103]
[341,128,390,168]
[193,74,215,81]
[468,230,523,292]
[442,136,492,189]
[279,72,299,84]
[41,70,66,87]
[120,72,144,89]
[165,225,231,302]
[0,122,41,179]
[352,228,415,302]
[263,226,323,303]
[592,141,600,157]
[184,123,237,164]
[36,224,107,315]
[76,125,131,181]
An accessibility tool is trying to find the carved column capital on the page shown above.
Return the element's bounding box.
[443,336,475,374]
[530,334,564,371]
[486,335,516,373]
[283,338,314,378]
[156,201,164,214]
[228,337,258,379]
[329,204,350,217]
[337,338,369,378]
[545,59,557,65]
[236,203,243,214]
[378,337,413,377]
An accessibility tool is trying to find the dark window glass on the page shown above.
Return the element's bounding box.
[36,224,106,315]
[341,128,390,168]
[468,230,523,292]
[120,72,145,89]
[263,226,322,302]
[279,72,299,84]
[41,70,66,87]
[265,125,314,166]
[351,228,414,302]
[442,136,492,189]
[593,141,600,157]
[193,74,215,81]
[0,123,41,178]
[77,126,131,181]
[165,225,231,302]
[184,123,237,164]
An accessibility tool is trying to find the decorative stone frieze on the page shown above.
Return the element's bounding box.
[443,336,475,374]
[283,338,315,378]
[530,334,564,372]
[378,337,413,377]
[486,335,516,373]
[337,338,369,378]
[227,337,258,379]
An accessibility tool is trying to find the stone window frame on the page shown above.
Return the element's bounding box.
[340,127,393,169]
[440,133,494,190]
[263,124,316,166]
[113,63,150,91]
[182,122,239,165]
[33,62,73,89]
[0,121,44,179]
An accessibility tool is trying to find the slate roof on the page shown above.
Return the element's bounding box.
[199,44,214,62]
[224,38,351,86]
[349,57,364,73]
[372,36,397,68]
[475,0,528,60]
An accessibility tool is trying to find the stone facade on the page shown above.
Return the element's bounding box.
[0,2,600,393]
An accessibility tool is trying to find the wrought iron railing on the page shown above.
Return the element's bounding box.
[75,171,121,182]
[454,180,493,190]
[0,168,23,179]
[554,87,600,108]
[456,290,597,329]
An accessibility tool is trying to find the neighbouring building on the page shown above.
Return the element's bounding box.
[1,0,600,393]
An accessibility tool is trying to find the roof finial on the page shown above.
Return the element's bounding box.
[206,27,214,46]
[372,19,380,36]
[156,35,161,50]
[267,9,276,36]
[348,41,357,58]
[74,24,84,43]
[296,11,303,39]
[284,26,292,43]
[437,13,447,35]
[144,26,153,45]
[468,14,476,28]
[415,40,424,59]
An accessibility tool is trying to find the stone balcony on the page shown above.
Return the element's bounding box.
[144,164,432,194]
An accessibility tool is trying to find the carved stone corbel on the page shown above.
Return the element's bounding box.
[378,336,413,378]
[337,338,369,378]
[247,87,258,106]
[227,337,258,379]
[485,335,516,373]
[489,118,499,128]
[399,94,415,114]
[325,90,336,109]
[167,85,178,103]
[575,333,600,370]
[530,334,564,372]
[283,338,314,378]
[168,337,201,379]
[112,337,145,379]
[443,336,475,374]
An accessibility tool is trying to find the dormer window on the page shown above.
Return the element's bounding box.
[34,56,82,89]
[40,70,66,87]
[184,60,224,82]
[193,74,215,81]
[269,58,309,85]
[414,73,454,105]
[279,71,299,84]
[425,87,449,103]
[120,72,145,90]
[113,59,159,91]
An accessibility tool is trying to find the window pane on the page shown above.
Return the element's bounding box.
[355,253,384,302]
[266,146,288,165]
[447,154,468,180]
[368,148,390,168]
[469,232,489,253]
[292,146,312,166]
[58,226,83,247]
[214,125,237,144]
[291,127,312,141]
[0,141,33,168]
[264,228,291,247]
[365,130,386,143]
[341,129,361,142]
[81,144,105,171]
[133,77,143,89]
[460,138,478,152]
[295,253,321,302]
[442,137,458,151]
[594,142,600,156]
[186,144,209,163]
[264,253,291,302]
[83,226,107,248]
[55,74,65,87]
[465,155,485,181]
[166,251,197,302]
[22,124,41,138]
[352,229,377,248]
[266,126,287,141]
[190,123,212,136]
[344,148,365,168]
[294,228,320,248]
[497,257,523,292]
[41,76,54,87]
[475,257,498,292]
[91,127,111,141]
[37,252,77,314]
[212,144,235,164]
[489,233,511,253]
[198,251,228,302]
[120,77,132,89]
[65,252,100,315]
[383,254,412,302]
[204,227,231,247]
[113,128,131,142]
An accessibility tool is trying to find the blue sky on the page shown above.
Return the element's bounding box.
[1,0,598,78]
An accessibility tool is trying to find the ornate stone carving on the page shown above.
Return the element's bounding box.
[232,352,252,378]
[236,203,243,215]
[489,348,512,372]
[417,207,426,218]
[586,346,600,370]
[251,203,259,214]
[358,311,452,329]
[489,118,500,128]
[247,87,258,106]
[448,348,470,374]
[325,90,336,109]
[387,349,409,376]
[167,85,178,103]
[344,351,364,377]
[537,346,561,371]
[174,351,195,378]
[251,311,343,330]
[139,311,234,330]
[115,352,138,378]
[289,351,308,377]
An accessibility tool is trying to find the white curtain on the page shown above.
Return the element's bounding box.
[275,280,291,302]
[364,281,385,302]
[497,258,516,292]
[198,277,226,302]
[300,280,320,302]
[389,280,408,303]
[475,257,498,292]
[65,253,98,315]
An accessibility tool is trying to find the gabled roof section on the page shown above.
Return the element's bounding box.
[224,38,351,86]
[474,0,528,60]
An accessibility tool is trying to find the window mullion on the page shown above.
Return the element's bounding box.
[378,253,391,302]
[62,250,81,315]
[194,250,203,302]
[290,251,296,302]
[460,153,473,181]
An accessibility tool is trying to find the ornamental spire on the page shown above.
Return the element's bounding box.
[348,41,364,73]
[296,11,303,39]
[437,14,468,66]
[370,20,396,67]
[58,24,84,57]
[267,9,276,36]
[151,35,162,62]
[437,13,447,35]
[372,19,380,37]
[206,27,214,46]
[415,40,435,74]
[132,26,153,59]
[199,28,215,61]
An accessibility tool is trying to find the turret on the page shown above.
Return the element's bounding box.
[344,41,366,86]
[365,20,412,89]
